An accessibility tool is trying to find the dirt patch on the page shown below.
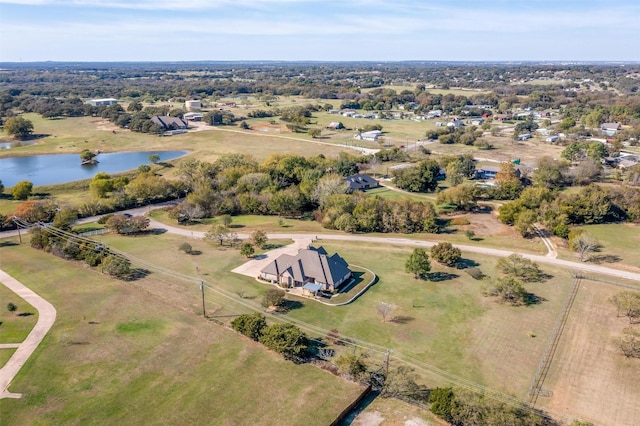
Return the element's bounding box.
[92,119,120,132]
[352,411,385,426]
[466,212,520,238]
[537,280,640,426]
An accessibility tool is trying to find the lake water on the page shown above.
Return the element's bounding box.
[0,151,189,187]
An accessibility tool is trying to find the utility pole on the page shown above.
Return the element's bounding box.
[384,349,393,377]
[12,217,22,244]
[200,281,206,318]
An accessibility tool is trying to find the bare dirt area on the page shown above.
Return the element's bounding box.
[92,119,120,132]
[537,280,640,426]
[459,211,520,238]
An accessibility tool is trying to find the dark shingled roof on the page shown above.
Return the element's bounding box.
[261,246,351,288]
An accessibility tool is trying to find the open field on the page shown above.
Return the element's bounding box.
[537,279,640,426]
[91,232,570,398]
[0,282,38,343]
[0,349,16,369]
[350,395,442,425]
[555,223,640,270]
[0,240,363,425]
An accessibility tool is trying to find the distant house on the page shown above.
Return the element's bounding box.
[601,123,621,137]
[469,118,485,126]
[447,118,464,128]
[260,246,352,293]
[426,109,442,119]
[184,100,201,111]
[345,174,379,192]
[183,112,203,121]
[517,133,532,141]
[326,122,344,130]
[354,130,382,141]
[545,135,559,143]
[87,98,118,106]
[476,165,521,180]
[151,116,188,131]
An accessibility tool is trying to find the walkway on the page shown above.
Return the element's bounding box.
[0,269,57,399]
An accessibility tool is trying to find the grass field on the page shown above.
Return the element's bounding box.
[89,232,570,398]
[0,349,16,369]
[0,240,363,425]
[555,223,640,269]
[0,283,38,343]
[537,279,640,426]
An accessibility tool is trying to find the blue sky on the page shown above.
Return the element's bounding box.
[0,0,638,62]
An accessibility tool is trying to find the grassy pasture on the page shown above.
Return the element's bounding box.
[0,348,16,369]
[93,233,570,398]
[0,240,363,425]
[537,279,640,426]
[0,283,38,343]
[555,223,640,269]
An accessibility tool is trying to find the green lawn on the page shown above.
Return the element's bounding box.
[0,349,16,369]
[0,240,363,425]
[0,283,38,343]
[91,233,571,398]
[556,223,640,268]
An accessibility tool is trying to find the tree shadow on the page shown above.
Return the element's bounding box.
[188,250,202,256]
[524,293,546,306]
[427,271,459,282]
[17,312,34,317]
[156,162,174,168]
[588,254,622,264]
[24,133,51,140]
[457,258,480,269]
[125,268,150,281]
[279,300,304,313]
[0,241,19,247]
[390,315,414,324]
[229,224,245,229]
[253,254,268,260]
[148,228,168,235]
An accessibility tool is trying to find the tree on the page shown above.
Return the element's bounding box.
[148,153,161,164]
[376,302,395,322]
[569,231,599,262]
[262,288,285,308]
[3,116,34,139]
[609,291,640,323]
[231,313,267,341]
[204,224,230,246]
[405,248,431,279]
[53,207,78,231]
[381,366,426,402]
[308,128,321,138]
[514,208,537,238]
[105,214,149,235]
[178,242,193,254]
[430,242,461,267]
[99,255,131,279]
[11,180,33,200]
[484,277,528,305]
[617,327,640,358]
[429,387,455,422]
[240,242,255,258]
[496,254,544,282]
[335,353,369,382]
[393,159,441,193]
[80,149,97,163]
[259,323,308,359]
[494,162,522,200]
[251,229,268,249]
[7,302,17,312]
[220,214,233,228]
[0,179,4,194]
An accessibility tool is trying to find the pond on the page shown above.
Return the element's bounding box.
[0,151,189,187]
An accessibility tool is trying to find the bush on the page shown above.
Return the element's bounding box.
[430,242,462,267]
[428,387,454,422]
[450,217,470,226]
[465,267,486,280]
[262,288,285,308]
[97,213,114,224]
[231,313,267,341]
[178,242,193,254]
[7,302,17,312]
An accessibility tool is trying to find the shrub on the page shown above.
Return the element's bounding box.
[430,242,462,267]
[178,242,193,254]
[7,302,17,312]
[450,217,470,226]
